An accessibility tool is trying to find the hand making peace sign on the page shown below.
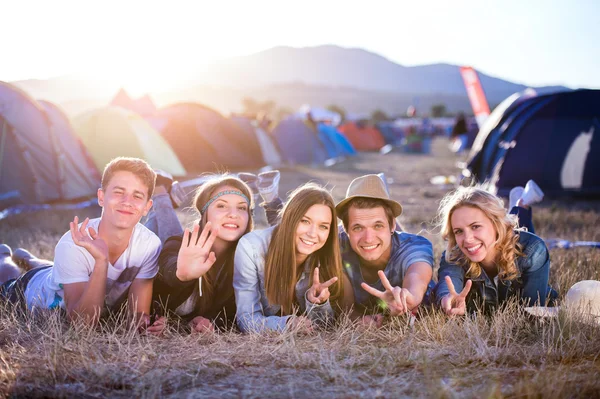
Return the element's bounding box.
[360,270,416,316]
[70,216,108,262]
[306,267,338,304]
[441,276,473,316]
[176,222,219,281]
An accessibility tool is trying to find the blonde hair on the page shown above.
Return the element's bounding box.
[264,183,343,314]
[438,185,523,280]
[191,174,254,314]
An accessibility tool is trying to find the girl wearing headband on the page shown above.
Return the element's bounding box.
[233,183,344,333]
[150,174,255,332]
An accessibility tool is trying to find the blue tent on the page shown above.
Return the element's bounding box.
[465,89,600,197]
[0,82,100,210]
[271,118,328,165]
[317,124,356,158]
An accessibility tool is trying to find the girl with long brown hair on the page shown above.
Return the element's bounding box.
[233,183,344,333]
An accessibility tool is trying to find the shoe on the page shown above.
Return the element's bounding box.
[238,173,259,206]
[522,180,544,206]
[258,170,280,204]
[509,186,524,210]
[0,244,11,257]
[155,169,184,208]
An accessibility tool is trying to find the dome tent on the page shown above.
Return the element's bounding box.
[72,107,186,177]
[0,81,100,209]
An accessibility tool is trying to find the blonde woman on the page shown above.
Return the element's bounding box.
[233,183,344,333]
[434,186,555,316]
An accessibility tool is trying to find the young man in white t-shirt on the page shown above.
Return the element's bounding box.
[0,157,164,333]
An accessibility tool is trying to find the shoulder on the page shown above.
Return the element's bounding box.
[239,226,275,247]
[132,223,161,249]
[393,232,433,250]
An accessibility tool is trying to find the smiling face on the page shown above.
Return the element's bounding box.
[450,206,499,268]
[347,205,394,268]
[203,185,250,245]
[98,170,153,231]
[294,204,333,265]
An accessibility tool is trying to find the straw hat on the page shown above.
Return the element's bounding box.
[525,280,600,325]
[335,174,402,217]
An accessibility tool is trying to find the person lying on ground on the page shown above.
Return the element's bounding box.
[434,182,557,316]
[233,183,344,333]
[147,170,282,333]
[0,157,164,334]
[335,174,434,327]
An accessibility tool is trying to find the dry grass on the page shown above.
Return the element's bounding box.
[1,138,599,398]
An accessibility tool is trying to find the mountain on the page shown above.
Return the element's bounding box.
[9,45,571,116]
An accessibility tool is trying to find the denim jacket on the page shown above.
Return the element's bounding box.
[435,230,552,313]
[233,226,333,333]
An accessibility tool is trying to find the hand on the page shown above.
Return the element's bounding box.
[287,316,314,334]
[441,276,472,316]
[189,316,215,334]
[359,314,384,328]
[137,315,166,336]
[176,222,219,281]
[306,267,338,304]
[70,216,108,262]
[361,270,416,316]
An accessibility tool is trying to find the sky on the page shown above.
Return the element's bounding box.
[2,0,599,94]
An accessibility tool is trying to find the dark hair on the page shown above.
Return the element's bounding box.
[339,197,396,232]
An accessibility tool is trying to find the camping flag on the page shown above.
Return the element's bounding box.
[460,66,491,128]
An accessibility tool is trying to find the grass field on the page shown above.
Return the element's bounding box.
[1,138,599,398]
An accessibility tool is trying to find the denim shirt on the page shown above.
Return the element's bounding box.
[435,230,551,313]
[233,226,334,333]
[339,230,435,313]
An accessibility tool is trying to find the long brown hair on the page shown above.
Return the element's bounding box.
[438,185,523,280]
[264,183,343,314]
[192,174,254,314]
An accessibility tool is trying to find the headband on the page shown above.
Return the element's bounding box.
[201,190,250,213]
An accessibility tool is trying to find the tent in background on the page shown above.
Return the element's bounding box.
[465,89,600,196]
[230,115,282,167]
[338,122,386,151]
[148,103,264,173]
[271,118,328,165]
[0,81,100,209]
[73,106,186,177]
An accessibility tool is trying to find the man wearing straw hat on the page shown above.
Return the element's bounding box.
[336,174,434,325]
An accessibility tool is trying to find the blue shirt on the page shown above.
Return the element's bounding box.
[339,230,434,314]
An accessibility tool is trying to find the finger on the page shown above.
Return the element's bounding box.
[400,289,408,313]
[88,226,98,240]
[445,276,458,296]
[196,221,211,246]
[317,288,330,302]
[361,282,385,298]
[392,287,403,309]
[191,224,202,246]
[207,252,216,265]
[181,228,191,247]
[320,276,338,289]
[202,225,218,250]
[459,279,473,298]
[79,217,89,235]
[442,295,452,314]
[378,270,394,293]
[449,307,465,316]
[69,221,78,240]
[312,267,321,287]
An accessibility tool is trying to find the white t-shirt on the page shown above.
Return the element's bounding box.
[24,218,161,313]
